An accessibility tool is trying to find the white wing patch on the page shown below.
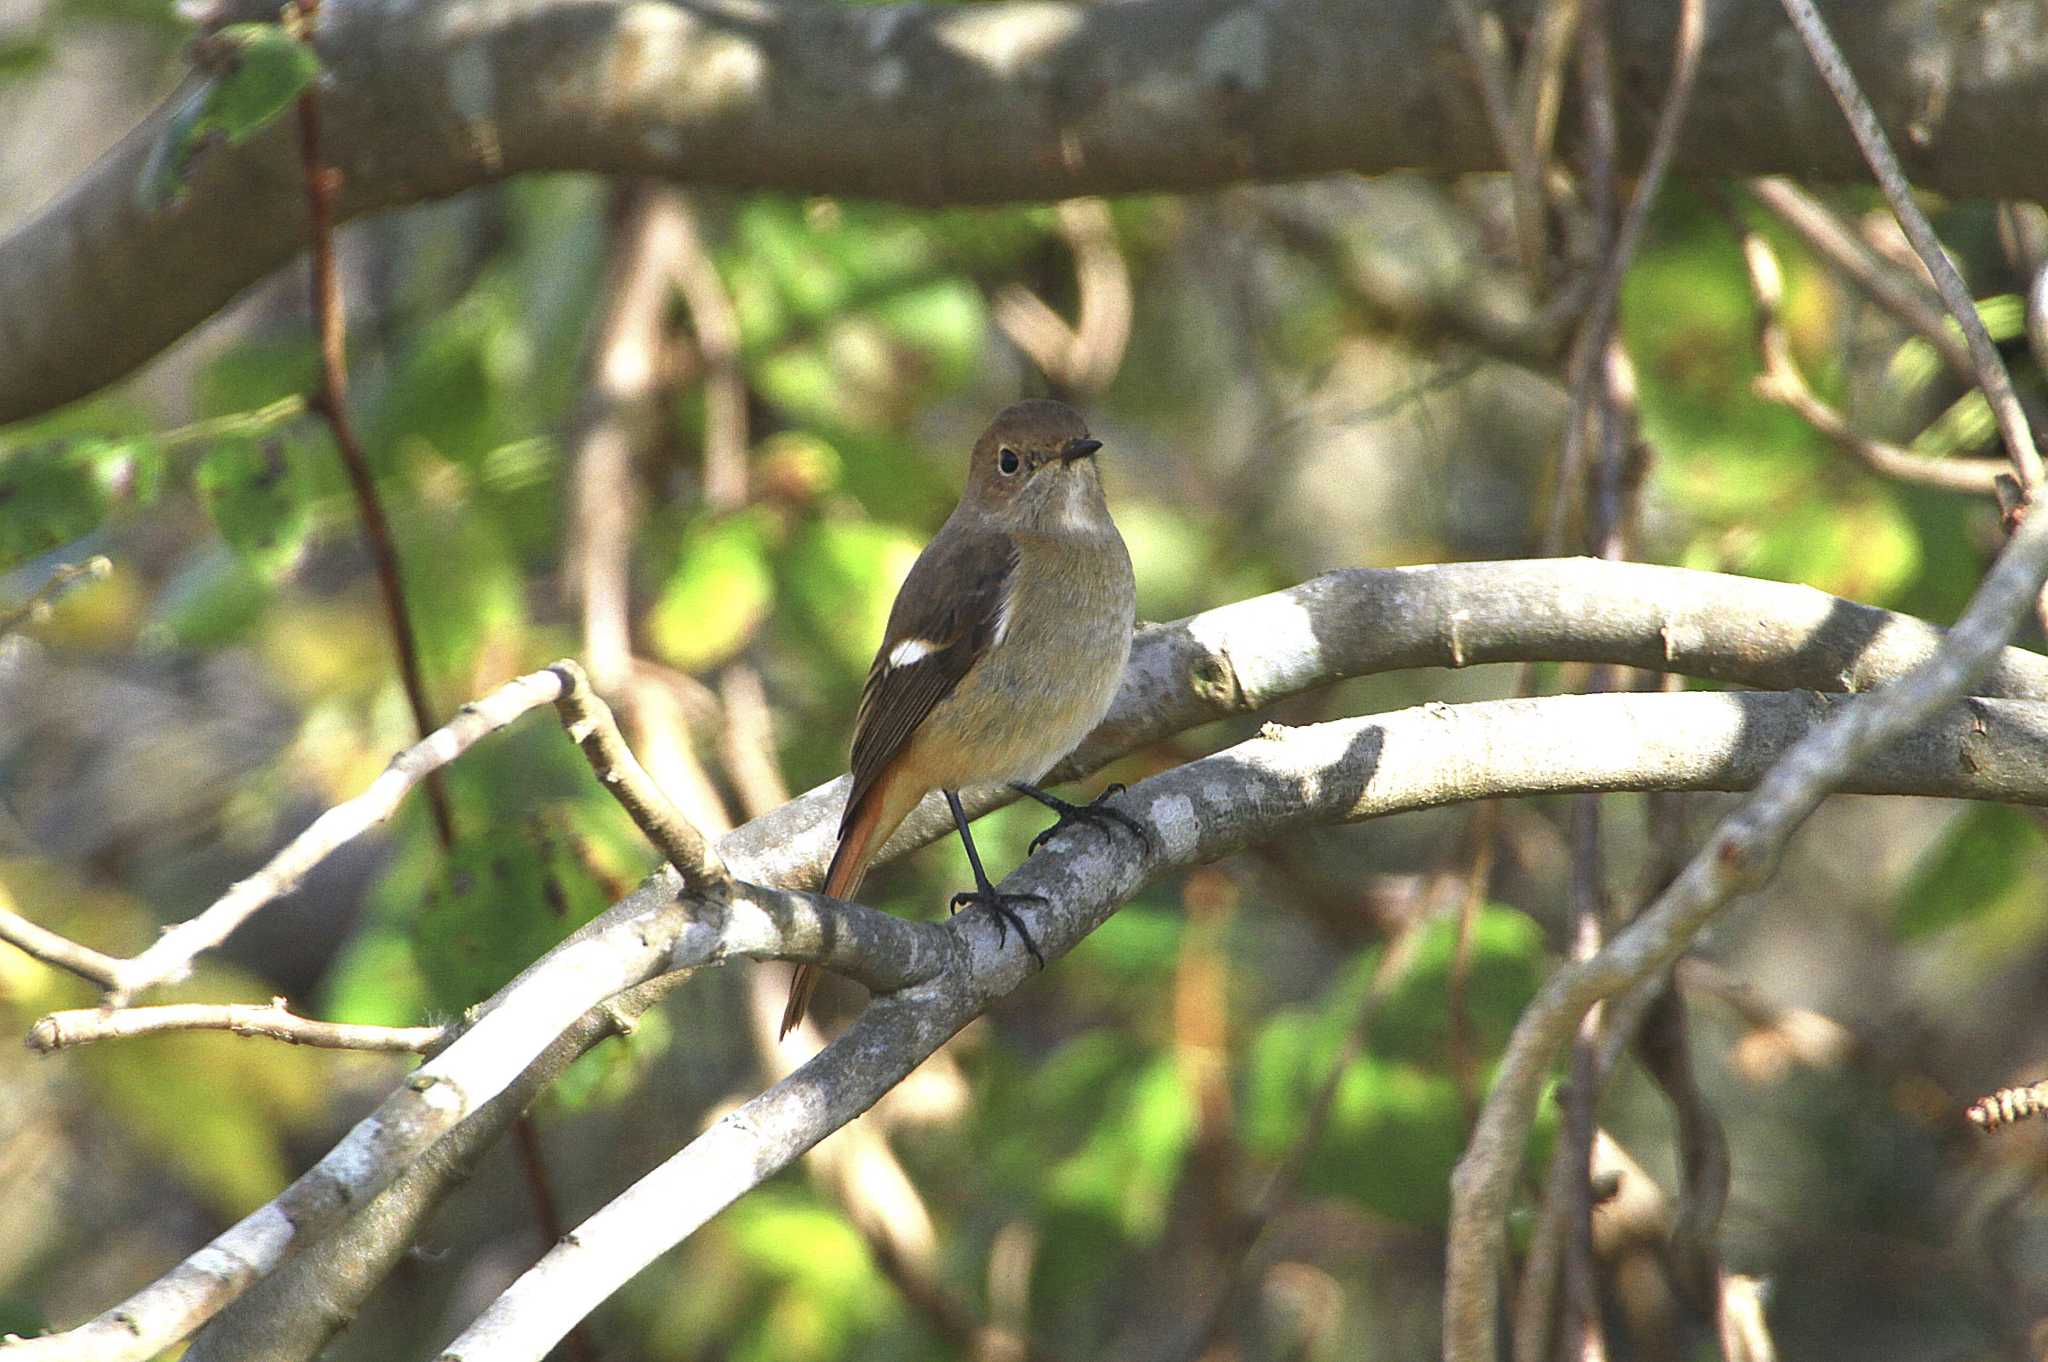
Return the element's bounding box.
[888,638,939,668]
[992,585,1015,648]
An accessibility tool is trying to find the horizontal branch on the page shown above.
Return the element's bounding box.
[9,0,2048,419]
[717,556,2048,891]
[12,554,2048,1358]
[444,687,2048,1358]
[26,999,446,1054]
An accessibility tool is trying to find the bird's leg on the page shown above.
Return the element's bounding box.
[944,790,1045,968]
[1012,782,1151,856]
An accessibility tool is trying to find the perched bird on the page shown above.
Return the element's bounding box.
[782,399,1142,1036]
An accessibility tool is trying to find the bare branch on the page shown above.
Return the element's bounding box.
[993,199,1132,399]
[291,6,457,849]
[19,667,569,1006]
[550,658,731,889]
[181,970,692,1362]
[1443,420,2048,1362]
[441,687,2048,1358]
[0,555,111,637]
[568,185,692,692]
[1774,0,2045,493]
[666,198,750,511]
[12,0,2048,422]
[0,901,132,991]
[1549,0,1703,552]
[26,999,445,1054]
[1737,222,2007,495]
[1747,176,1976,386]
[1967,1081,2048,1132]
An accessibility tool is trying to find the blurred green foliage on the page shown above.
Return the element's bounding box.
[1,86,2041,1357]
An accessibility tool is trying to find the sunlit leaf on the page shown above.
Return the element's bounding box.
[649,509,778,671]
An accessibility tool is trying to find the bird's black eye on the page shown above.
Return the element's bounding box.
[997,447,1021,475]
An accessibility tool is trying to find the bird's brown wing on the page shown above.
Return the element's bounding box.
[842,527,1019,833]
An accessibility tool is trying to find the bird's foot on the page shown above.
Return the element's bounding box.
[950,882,1047,969]
[1013,782,1150,856]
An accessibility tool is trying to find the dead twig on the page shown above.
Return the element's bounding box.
[27,999,446,1054]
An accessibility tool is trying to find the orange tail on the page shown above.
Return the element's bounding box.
[780,779,903,1037]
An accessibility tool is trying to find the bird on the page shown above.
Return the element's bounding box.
[781,399,1143,1037]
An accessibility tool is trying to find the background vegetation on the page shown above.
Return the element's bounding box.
[4,3,2048,1359]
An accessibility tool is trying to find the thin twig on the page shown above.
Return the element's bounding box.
[0,901,132,991]
[1774,0,2045,495]
[1717,1273,1779,1362]
[1446,0,1551,284]
[666,198,750,511]
[1511,0,1584,194]
[26,999,445,1054]
[570,183,690,692]
[1747,177,1975,385]
[993,199,1133,399]
[3,668,571,1005]
[291,0,455,849]
[1736,218,2005,495]
[550,659,731,889]
[0,555,111,636]
[1547,0,1704,552]
[154,395,312,456]
[1968,1081,2048,1132]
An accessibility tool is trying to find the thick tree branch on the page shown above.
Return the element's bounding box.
[718,555,2048,892]
[438,687,2048,1359]
[18,684,2048,1360]
[9,559,2045,1015]
[7,0,2048,421]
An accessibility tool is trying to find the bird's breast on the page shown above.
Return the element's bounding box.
[911,528,1135,789]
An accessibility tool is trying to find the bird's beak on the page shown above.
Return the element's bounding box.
[1060,437,1104,464]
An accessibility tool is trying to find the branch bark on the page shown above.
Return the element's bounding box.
[12,555,2048,1357]
[441,687,2048,1359]
[8,0,2048,421]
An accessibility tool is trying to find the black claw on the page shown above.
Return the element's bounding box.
[950,888,1048,968]
[1014,781,1150,856]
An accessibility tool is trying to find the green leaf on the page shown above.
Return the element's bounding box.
[194,434,315,573]
[141,25,320,207]
[780,516,921,673]
[649,510,778,671]
[1887,293,2024,392]
[1895,804,2041,939]
[0,437,159,569]
[1238,906,1550,1228]
[413,818,611,1011]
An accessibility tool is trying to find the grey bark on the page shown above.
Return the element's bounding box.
[5,0,2046,421]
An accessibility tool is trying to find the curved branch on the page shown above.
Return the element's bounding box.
[717,556,2048,892]
[440,687,2048,1359]
[12,554,2048,1359]
[8,0,2048,420]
